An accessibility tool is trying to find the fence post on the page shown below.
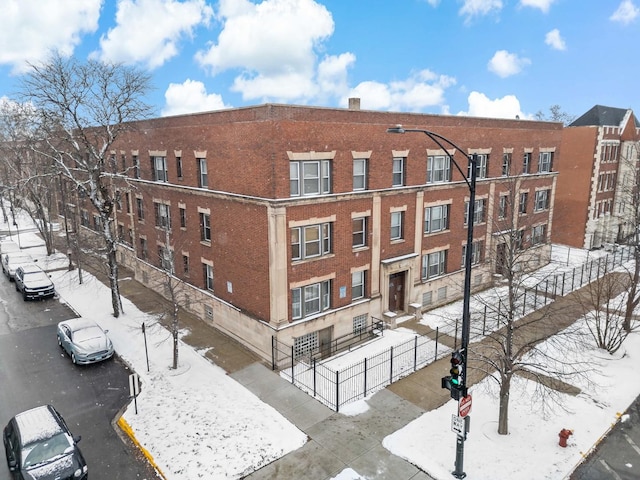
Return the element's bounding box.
[313,358,317,397]
[271,336,276,371]
[364,358,367,398]
[534,286,538,309]
[562,272,566,296]
[434,327,439,361]
[523,289,527,315]
[390,346,394,384]
[571,266,575,291]
[291,345,295,384]
[335,370,339,412]
[553,275,557,297]
[581,263,584,286]
[414,336,418,371]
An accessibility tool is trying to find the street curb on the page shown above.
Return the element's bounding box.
[117,416,167,480]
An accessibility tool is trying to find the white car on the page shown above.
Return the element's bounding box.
[57,318,115,365]
[0,239,20,255]
[2,251,34,281]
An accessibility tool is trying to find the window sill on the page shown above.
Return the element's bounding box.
[291,253,335,265]
[390,239,405,245]
[424,230,449,237]
[200,240,212,247]
[352,245,369,252]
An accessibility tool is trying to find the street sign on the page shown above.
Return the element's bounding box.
[459,394,472,417]
[451,414,465,436]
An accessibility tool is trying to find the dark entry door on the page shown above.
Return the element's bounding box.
[318,327,332,359]
[388,272,405,312]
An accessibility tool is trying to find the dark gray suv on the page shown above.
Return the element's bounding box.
[3,405,88,479]
[14,264,55,301]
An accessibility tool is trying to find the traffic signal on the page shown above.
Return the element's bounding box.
[441,351,467,400]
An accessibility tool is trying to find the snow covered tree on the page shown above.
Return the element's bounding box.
[16,52,153,317]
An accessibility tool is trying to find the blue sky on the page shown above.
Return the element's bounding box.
[0,0,638,120]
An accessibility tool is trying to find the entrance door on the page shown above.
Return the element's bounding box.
[388,272,405,312]
[496,243,507,276]
[318,327,332,359]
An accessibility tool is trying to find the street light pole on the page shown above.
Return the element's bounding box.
[387,125,477,479]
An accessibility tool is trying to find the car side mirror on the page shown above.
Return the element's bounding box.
[74,435,82,443]
[8,458,17,471]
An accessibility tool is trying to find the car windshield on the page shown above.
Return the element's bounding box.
[24,271,49,282]
[73,326,104,343]
[22,432,73,468]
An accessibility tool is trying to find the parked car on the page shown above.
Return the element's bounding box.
[3,404,88,480]
[0,239,20,255]
[2,252,34,281]
[57,318,115,365]
[14,263,55,301]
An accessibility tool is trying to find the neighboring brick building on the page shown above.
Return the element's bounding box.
[554,105,640,249]
[83,102,560,361]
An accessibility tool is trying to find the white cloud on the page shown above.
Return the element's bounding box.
[610,0,639,25]
[487,50,531,78]
[0,0,101,74]
[96,0,213,69]
[519,0,556,13]
[459,91,528,119]
[161,79,229,116]
[459,0,503,20]
[346,70,456,113]
[316,53,356,101]
[545,29,566,50]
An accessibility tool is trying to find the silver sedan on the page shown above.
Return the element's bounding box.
[57,318,115,365]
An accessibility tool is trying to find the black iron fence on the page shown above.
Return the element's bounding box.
[273,323,451,411]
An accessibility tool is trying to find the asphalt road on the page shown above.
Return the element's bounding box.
[0,273,157,480]
[571,393,640,480]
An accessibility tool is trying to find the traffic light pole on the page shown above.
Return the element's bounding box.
[386,125,476,479]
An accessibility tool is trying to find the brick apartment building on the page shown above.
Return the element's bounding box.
[81,102,561,361]
[553,105,640,249]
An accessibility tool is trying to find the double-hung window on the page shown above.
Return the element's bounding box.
[352,271,365,300]
[133,155,140,179]
[136,198,144,221]
[424,204,449,234]
[464,199,486,225]
[538,152,553,173]
[292,280,331,320]
[469,154,488,179]
[154,203,171,229]
[390,211,404,240]
[523,153,531,174]
[427,155,451,183]
[198,158,208,188]
[352,217,367,248]
[502,153,511,176]
[290,160,331,196]
[498,195,509,219]
[176,156,183,178]
[291,223,332,260]
[534,190,551,211]
[462,241,483,266]
[392,157,405,187]
[353,159,367,190]
[519,192,529,214]
[203,264,214,291]
[200,212,211,242]
[532,224,547,245]
[152,156,168,182]
[422,250,447,280]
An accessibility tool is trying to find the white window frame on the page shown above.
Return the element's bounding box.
[153,156,168,182]
[422,250,447,280]
[198,158,208,188]
[352,217,367,248]
[392,157,405,187]
[352,271,365,300]
[468,154,488,179]
[292,223,332,261]
[390,211,403,240]
[155,203,170,229]
[462,241,483,266]
[498,195,508,219]
[292,280,331,320]
[538,152,553,173]
[523,152,531,174]
[200,212,211,242]
[290,160,331,197]
[502,153,511,176]
[519,192,529,214]
[532,224,547,245]
[353,158,367,191]
[204,263,214,291]
[464,199,486,226]
[424,204,449,234]
[427,155,451,183]
[534,190,551,212]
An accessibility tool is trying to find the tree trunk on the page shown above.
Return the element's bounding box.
[107,248,122,317]
[498,374,511,435]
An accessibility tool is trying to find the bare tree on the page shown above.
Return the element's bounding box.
[466,174,593,435]
[534,105,575,126]
[16,52,153,317]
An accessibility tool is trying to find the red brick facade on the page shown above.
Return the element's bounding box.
[89,103,561,360]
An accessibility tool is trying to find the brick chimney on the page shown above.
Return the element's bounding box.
[348,98,361,110]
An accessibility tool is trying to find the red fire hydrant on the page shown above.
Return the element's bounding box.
[558,428,573,447]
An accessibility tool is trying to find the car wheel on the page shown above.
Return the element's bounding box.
[22,291,27,301]
[71,353,77,364]
[14,282,18,291]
